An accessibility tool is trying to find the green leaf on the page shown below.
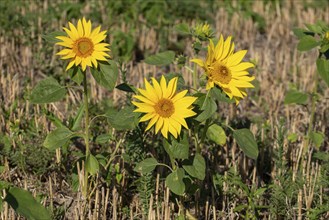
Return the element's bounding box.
[71,103,84,131]
[316,58,329,87]
[297,36,321,51]
[4,187,51,220]
[309,131,324,148]
[305,23,322,34]
[206,124,227,146]
[43,127,73,150]
[233,129,258,160]
[91,60,118,91]
[254,187,267,197]
[163,134,189,160]
[175,23,190,35]
[292,28,308,39]
[182,153,206,180]
[195,93,217,122]
[85,154,99,175]
[67,67,84,85]
[284,90,308,105]
[134,158,158,174]
[106,106,139,130]
[210,86,235,103]
[287,133,298,143]
[165,168,185,195]
[42,31,66,44]
[144,51,175,66]
[116,83,136,93]
[95,134,112,144]
[30,77,66,104]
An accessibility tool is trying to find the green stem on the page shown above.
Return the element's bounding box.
[193,63,197,90]
[200,118,211,145]
[83,69,90,197]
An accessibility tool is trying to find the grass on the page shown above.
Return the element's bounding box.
[0,0,329,219]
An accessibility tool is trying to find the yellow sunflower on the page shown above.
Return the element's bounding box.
[191,35,255,104]
[56,18,110,71]
[132,76,197,139]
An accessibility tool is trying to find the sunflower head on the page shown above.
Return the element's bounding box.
[325,31,329,41]
[56,18,111,71]
[132,76,197,139]
[191,35,255,104]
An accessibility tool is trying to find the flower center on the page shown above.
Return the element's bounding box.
[154,98,175,118]
[208,63,232,84]
[73,37,94,57]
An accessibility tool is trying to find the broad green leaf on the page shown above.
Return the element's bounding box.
[163,134,189,160]
[30,77,66,104]
[210,86,235,103]
[320,43,329,53]
[316,58,329,87]
[292,28,308,39]
[287,133,298,143]
[206,124,227,146]
[195,94,217,122]
[116,83,136,93]
[67,67,84,85]
[71,103,84,131]
[233,129,258,160]
[309,131,324,148]
[144,51,175,66]
[4,187,51,220]
[182,153,206,180]
[305,23,322,34]
[175,23,190,35]
[43,127,73,150]
[91,60,118,91]
[134,158,158,174]
[42,31,66,44]
[85,154,99,175]
[284,90,308,105]
[106,106,139,130]
[165,168,185,195]
[297,35,320,51]
[95,134,112,144]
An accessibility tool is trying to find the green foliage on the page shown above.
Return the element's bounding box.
[165,168,185,195]
[134,158,158,174]
[43,126,74,150]
[85,154,99,175]
[144,50,175,66]
[163,134,189,160]
[284,89,308,105]
[182,153,206,180]
[233,129,259,160]
[309,131,324,148]
[194,93,217,122]
[29,77,67,104]
[91,60,119,91]
[206,124,227,146]
[106,106,139,130]
[4,187,51,220]
[316,58,329,86]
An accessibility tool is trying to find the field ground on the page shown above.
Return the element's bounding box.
[0,0,329,219]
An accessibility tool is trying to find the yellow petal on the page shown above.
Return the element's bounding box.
[190,58,205,68]
[145,114,159,131]
[75,56,82,65]
[230,79,254,88]
[214,35,224,60]
[171,90,188,102]
[91,57,98,68]
[81,59,87,71]
[144,79,159,102]
[230,86,243,98]
[77,19,84,37]
[92,31,107,44]
[132,101,154,113]
[63,27,77,41]
[140,113,155,122]
[155,117,164,134]
[161,119,169,138]
[83,18,91,37]
[151,77,163,99]
[90,26,101,38]
[219,36,232,60]
[171,114,188,129]
[94,43,110,51]
[56,49,72,55]
[166,77,178,98]
[160,76,168,97]
[227,50,247,67]
[134,95,155,105]
[66,60,75,71]
[230,62,255,72]
[69,22,80,38]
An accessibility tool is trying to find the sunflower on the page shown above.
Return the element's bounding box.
[132,76,197,139]
[56,18,110,71]
[191,35,255,104]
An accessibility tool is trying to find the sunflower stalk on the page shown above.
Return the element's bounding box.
[82,68,90,198]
